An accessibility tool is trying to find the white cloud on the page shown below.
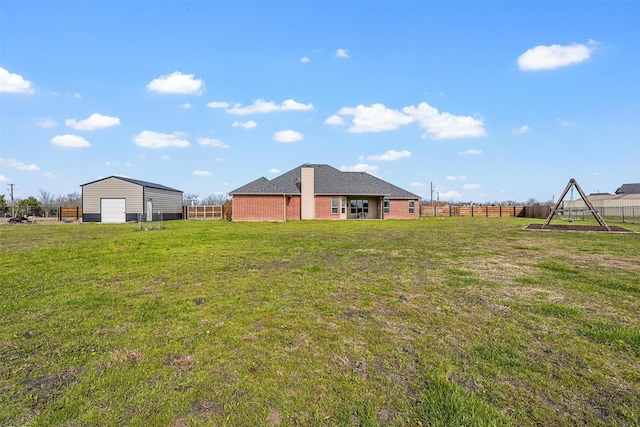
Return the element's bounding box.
[458,149,483,155]
[65,113,121,130]
[43,172,57,179]
[336,48,349,58]
[182,103,192,109]
[162,155,170,160]
[410,182,426,187]
[403,102,486,139]
[513,125,530,134]
[340,163,379,174]
[363,149,411,161]
[300,57,311,63]
[0,175,9,182]
[147,71,204,95]
[338,103,414,133]
[193,170,212,176]
[439,190,461,199]
[463,184,482,190]
[0,158,40,171]
[51,134,91,148]
[324,115,345,125]
[518,41,596,71]
[333,102,485,139]
[273,130,304,143]
[232,120,257,129]
[226,99,314,115]
[133,131,190,148]
[207,101,229,109]
[0,67,34,94]
[268,168,280,174]
[198,137,229,148]
[446,175,467,181]
[36,118,57,128]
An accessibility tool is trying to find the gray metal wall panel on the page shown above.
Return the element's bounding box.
[144,187,183,215]
[82,177,143,214]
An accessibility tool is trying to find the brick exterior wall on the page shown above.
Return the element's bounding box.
[233,195,419,220]
[286,196,301,220]
[233,195,286,221]
[315,195,342,220]
[384,199,419,220]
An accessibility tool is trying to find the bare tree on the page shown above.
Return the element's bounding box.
[201,193,229,206]
[183,193,200,206]
[38,189,56,217]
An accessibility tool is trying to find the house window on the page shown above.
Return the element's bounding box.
[331,198,339,214]
[341,198,346,214]
[350,199,369,216]
[383,199,390,214]
[409,200,415,214]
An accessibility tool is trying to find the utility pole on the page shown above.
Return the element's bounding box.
[430,182,434,206]
[7,183,15,217]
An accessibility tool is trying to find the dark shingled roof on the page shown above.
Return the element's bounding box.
[615,183,640,195]
[81,176,182,193]
[230,164,419,199]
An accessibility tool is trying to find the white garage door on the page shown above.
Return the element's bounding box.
[101,199,126,223]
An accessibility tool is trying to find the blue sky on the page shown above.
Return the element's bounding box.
[1,0,639,204]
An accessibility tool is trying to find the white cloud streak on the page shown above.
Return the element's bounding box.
[439,190,461,199]
[0,158,40,171]
[65,113,121,130]
[512,125,530,134]
[147,71,204,95]
[517,41,596,71]
[336,48,349,58]
[51,134,91,148]
[225,99,314,115]
[133,131,190,148]
[0,67,34,94]
[363,150,412,161]
[193,170,212,176]
[232,120,257,129]
[36,118,58,128]
[198,137,229,148]
[273,130,304,143]
[462,184,482,189]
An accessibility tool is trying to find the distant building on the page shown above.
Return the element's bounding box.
[563,182,640,213]
[81,176,183,223]
[229,163,420,221]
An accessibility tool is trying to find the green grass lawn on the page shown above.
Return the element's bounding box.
[1,218,638,426]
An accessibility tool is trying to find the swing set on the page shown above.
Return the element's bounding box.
[543,178,610,231]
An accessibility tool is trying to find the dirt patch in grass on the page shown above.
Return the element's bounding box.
[265,409,284,425]
[21,368,83,410]
[460,256,536,285]
[165,354,196,371]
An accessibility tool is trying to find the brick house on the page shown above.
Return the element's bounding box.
[229,163,420,221]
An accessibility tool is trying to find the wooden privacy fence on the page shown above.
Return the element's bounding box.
[420,205,551,219]
[183,205,227,220]
[59,206,82,221]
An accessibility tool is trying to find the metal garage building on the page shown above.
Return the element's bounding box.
[81,176,183,223]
